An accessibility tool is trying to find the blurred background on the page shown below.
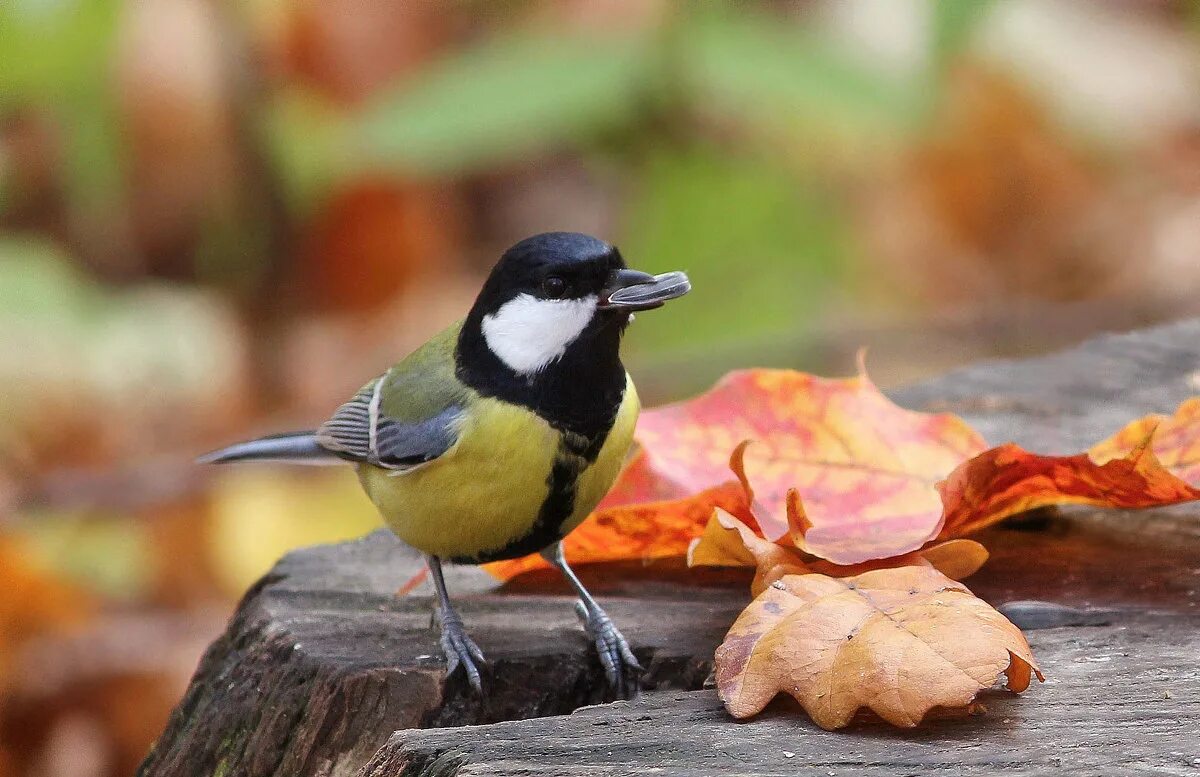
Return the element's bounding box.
[3,0,1200,773]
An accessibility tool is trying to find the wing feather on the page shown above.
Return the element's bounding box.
[316,381,376,460]
[316,374,463,470]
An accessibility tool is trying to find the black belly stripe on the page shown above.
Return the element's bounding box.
[450,426,608,565]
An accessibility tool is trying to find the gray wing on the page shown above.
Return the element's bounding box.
[315,375,462,470]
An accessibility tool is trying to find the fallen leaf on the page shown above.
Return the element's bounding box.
[483,479,749,580]
[487,364,987,576]
[685,387,1200,560]
[635,366,986,564]
[916,538,990,580]
[803,538,990,583]
[596,450,694,506]
[715,565,1041,728]
[687,508,760,569]
[688,508,810,597]
[1088,396,1200,485]
[937,435,1200,540]
[492,371,1200,581]
[690,508,989,596]
[395,567,429,597]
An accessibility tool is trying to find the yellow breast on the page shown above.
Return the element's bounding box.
[357,374,640,562]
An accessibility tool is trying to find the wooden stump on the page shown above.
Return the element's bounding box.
[139,320,1200,777]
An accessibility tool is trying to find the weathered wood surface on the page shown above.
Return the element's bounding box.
[141,320,1200,777]
[135,537,749,777]
[365,623,1200,777]
[365,515,1200,776]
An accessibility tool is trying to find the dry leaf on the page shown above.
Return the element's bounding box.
[937,434,1200,540]
[1088,396,1200,484]
[690,508,989,596]
[803,538,990,583]
[492,371,1200,582]
[715,565,1041,729]
[635,367,986,564]
[917,538,990,580]
[678,386,1200,561]
[688,508,810,597]
[483,479,749,580]
[489,365,987,576]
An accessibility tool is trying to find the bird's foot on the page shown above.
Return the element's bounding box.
[574,600,643,698]
[437,608,486,694]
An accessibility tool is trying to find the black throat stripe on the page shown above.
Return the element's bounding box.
[451,307,628,564]
[451,427,610,564]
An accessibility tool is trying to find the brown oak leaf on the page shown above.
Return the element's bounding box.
[715,565,1042,729]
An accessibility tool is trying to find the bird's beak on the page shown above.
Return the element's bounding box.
[598,269,692,311]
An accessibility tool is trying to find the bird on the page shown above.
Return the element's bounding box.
[199,232,691,696]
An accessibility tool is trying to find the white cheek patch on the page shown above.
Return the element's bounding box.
[482,293,597,375]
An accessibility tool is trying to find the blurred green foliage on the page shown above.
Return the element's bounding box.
[0,0,1005,395]
[265,89,354,216]
[0,236,107,320]
[0,0,118,106]
[357,30,653,174]
[677,11,925,144]
[0,1,1003,381]
[341,5,954,371]
[0,237,243,464]
[619,147,849,357]
[355,9,927,175]
[16,510,151,600]
[0,0,126,215]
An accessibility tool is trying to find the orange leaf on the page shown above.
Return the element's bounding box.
[492,373,1200,579]
[1089,396,1200,484]
[688,508,811,597]
[395,566,429,597]
[593,450,690,507]
[715,565,1041,728]
[690,509,989,595]
[686,508,759,569]
[937,438,1200,540]
[636,367,987,564]
[483,480,749,580]
[804,539,989,581]
[486,441,760,581]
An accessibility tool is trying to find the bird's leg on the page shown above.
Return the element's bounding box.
[541,542,642,697]
[426,555,486,694]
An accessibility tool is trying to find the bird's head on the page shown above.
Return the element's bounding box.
[467,232,690,377]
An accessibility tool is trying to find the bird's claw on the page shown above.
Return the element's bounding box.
[574,600,642,698]
[438,608,486,694]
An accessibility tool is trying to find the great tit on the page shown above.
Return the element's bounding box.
[200,232,691,696]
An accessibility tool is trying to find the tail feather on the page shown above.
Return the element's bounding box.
[198,431,342,466]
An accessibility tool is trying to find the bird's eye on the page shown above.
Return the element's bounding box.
[542,276,567,299]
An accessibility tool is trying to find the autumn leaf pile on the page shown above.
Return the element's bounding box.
[485,365,1200,729]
